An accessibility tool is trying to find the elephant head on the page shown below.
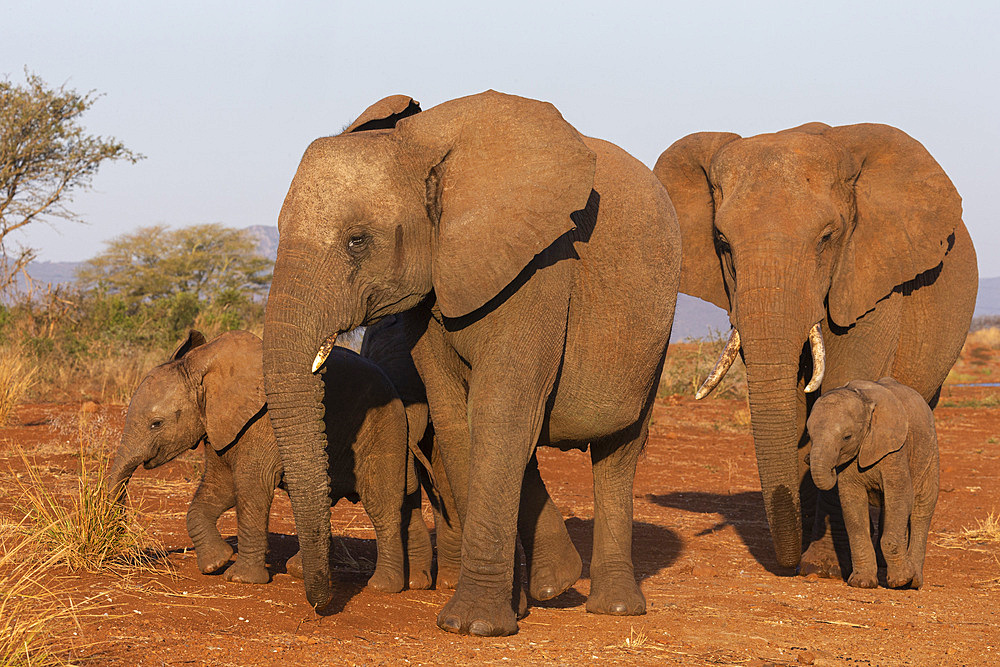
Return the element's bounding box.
[262,90,596,609]
[653,123,960,568]
[108,330,266,499]
[807,380,908,491]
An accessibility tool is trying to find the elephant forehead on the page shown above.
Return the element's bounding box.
[811,390,866,425]
[712,133,844,190]
[130,370,186,412]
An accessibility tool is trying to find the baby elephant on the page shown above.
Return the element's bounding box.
[108,330,429,591]
[807,377,939,589]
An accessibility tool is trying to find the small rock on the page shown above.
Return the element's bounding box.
[80,401,99,413]
[691,564,716,577]
[804,573,820,582]
[797,651,816,664]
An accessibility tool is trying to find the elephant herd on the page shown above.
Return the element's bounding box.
[110,90,978,637]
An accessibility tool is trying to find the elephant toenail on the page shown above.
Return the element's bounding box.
[537,585,557,600]
[438,616,462,633]
[469,620,494,636]
[610,602,628,615]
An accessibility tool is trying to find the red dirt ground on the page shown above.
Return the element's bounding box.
[2,344,998,666]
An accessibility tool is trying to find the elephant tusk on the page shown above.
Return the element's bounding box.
[804,323,825,393]
[695,327,741,400]
[312,333,338,373]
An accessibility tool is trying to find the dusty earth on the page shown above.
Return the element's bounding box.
[1,343,998,666]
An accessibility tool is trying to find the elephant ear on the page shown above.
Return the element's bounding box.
[343,95,422,133]
[849,379,908,469]
[169,330,207,361]
[822,123,961,327]
[652,132,741,311]
[192,331,266,451]
[396,90,597,319]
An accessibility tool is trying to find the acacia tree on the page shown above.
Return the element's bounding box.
[0,71,141,295]
[75,223,272,304]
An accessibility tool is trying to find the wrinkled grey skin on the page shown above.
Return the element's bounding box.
[108,330,429,591]
[361,314,583,598]
[263,91,679,635]
[807,378,939,589]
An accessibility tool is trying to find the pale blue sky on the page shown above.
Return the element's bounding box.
[3,1,998,276]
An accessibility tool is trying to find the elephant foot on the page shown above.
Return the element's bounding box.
[586,566,645,616]
[286,552,303,580]
[527,540,582,601]
[436,559,461,590]
[799,541,844,580]
[367,566,405,594]
[909,569,924,590]
[847,569,878,588]
[408,565,433,590]
[196,541,233,574]
[436,578,519,637]
[886,559,917,589]
[224,559,270,584]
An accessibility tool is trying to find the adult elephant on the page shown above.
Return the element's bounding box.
[263,91,679,636]
[653,123,977,574]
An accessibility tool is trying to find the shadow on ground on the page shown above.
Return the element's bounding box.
[646,490,791,575]
[534,516,683,609]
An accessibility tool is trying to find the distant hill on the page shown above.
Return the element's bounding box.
[18,224,1000,335]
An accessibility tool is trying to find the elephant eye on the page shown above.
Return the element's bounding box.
[817,227,836,250]
[346,231,371,255]
[843,433,852,441]
[713,230,731,254]
[150,419,164,430]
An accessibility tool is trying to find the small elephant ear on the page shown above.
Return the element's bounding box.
[169,330,207,361]
[397,90,597,318]
[849,379,908,469]
[822,124,961,327]
[343,95,422,133]
[192,332,267,451]
[652,132,741,311]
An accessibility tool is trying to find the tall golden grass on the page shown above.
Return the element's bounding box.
[0,346,38,425]
[14,440,165,573]
[0,528,104,666]
[966,327,1000,350]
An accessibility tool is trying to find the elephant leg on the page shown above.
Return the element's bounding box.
[403,485,433,590]
[906,497,936,589]
[518,453,581,601]
[354,461,407,594]
[186,454,236,574]
[427,436,463,589]
[435,369,555,637]
[881,479,916,589]
[586,426,647,616]
[839,482,878,588]
[225,464,277,585]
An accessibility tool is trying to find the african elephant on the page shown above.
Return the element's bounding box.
[807,378,939,589]
[263,90,680,635]
[108,329,431,591]
[653,123,977,575]
[361,313,583,597]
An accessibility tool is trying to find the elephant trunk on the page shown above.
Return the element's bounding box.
[263,246,341,610]
[107,438,145,503]
[733,257,823,570]
[808,442,839,491]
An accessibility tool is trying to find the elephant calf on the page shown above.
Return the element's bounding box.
[807,378,939,589]
[108,329,430,591]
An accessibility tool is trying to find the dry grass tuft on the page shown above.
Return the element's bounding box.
[966,327,1000,350]
[622,625,649,649]
[0,346,38,426]
[14,441,165,573]
[660,331,747,400]
[934,512,1000,553]
[0,530,104,666]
